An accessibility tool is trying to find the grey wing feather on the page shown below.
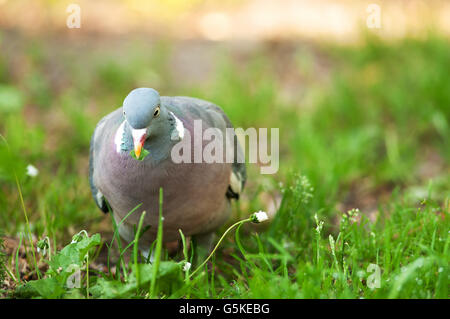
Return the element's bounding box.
[203,104,247,199]
[174,97,247,199]
[89,116,110,213]
[224,116,247,200]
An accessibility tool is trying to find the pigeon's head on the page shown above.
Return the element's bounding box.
[123,88,168,158]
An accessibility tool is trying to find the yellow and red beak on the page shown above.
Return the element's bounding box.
[131,128,148,158]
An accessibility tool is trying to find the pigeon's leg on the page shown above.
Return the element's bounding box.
[141,247,155,263]
[191,232,216,266]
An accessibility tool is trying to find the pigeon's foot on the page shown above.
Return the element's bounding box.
[192,232,216,267]
[141,247,155,263]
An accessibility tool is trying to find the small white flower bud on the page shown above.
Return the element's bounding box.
[183,262,191,272]
[251,211,269,223]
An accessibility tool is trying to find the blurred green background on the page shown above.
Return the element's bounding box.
[0,0,448,298]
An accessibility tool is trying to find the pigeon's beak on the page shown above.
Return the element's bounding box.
[131,128,148,158]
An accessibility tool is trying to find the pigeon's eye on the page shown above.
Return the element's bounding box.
[153,106,160,118]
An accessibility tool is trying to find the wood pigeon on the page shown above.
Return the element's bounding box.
[89,88,246,258]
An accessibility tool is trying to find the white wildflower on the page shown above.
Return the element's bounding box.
[26,164,39,177]
[36,237,50,256]
[250,211,269,223]
[36,246,46,256]
[183,262,191,272]
[314,213,324,234]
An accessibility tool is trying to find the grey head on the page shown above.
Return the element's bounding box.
[123,88,163,129]
[122,88,172,159]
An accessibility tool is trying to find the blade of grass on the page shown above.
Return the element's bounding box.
[149,187,164,298]
[133,210,147,293]
[179,229,190,281]
[86,250,89,298]
[107,203,142,281]
[15,232,23,283]
[0,134,40,279]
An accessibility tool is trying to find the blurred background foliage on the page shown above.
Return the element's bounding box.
[0,0,448,242]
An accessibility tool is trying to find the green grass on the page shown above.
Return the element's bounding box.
[0,32,448,298]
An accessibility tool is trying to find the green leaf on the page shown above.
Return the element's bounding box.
[90,261,182,298]
[14,233,102,299]
[130,149,150,161]
[48,233,101,272]
[14,277,65,299]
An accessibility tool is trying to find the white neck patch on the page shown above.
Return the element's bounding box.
[170,111,184,141]
[114,121,125,153]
